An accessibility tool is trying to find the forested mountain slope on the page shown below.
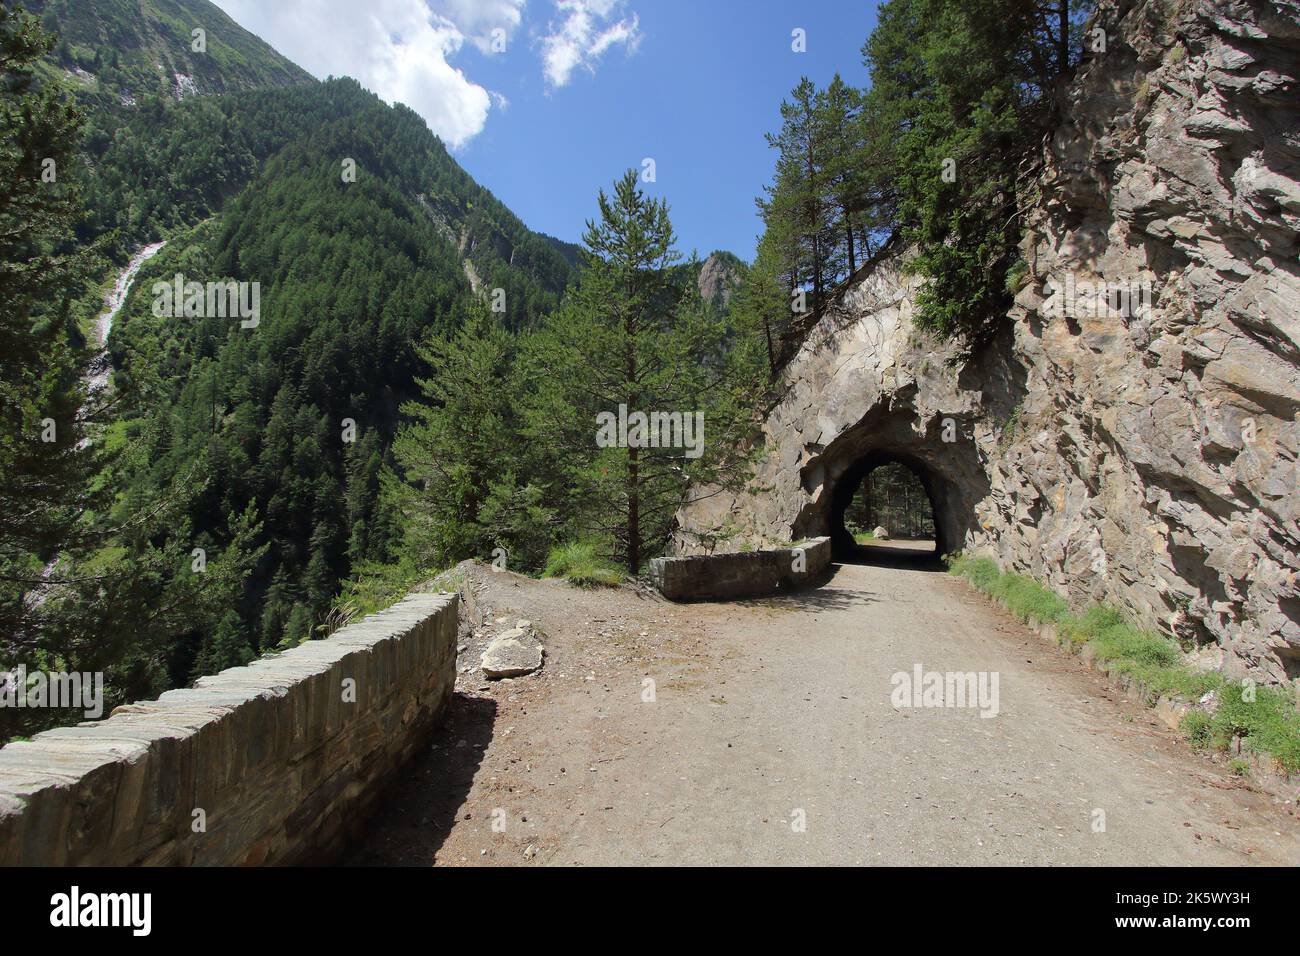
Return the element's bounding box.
[31,0,579,283]
[2,1,584,730]
[103,76,581,674]
[28,0,312,102]
[98,69,589,676]
[76,76,581,299]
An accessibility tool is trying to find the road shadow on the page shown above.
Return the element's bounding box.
[736,565,881,612]
[343,692,497,866]
[837,538,943,571]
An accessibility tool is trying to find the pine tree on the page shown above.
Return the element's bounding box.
[817,74,867,277]
[524,171,760,573]
[863,0,1089,342]
[730,230,791,375]
[192,610,254,678]
[385,302,550,571]
[760,78,834,312]
[0,4,95,624]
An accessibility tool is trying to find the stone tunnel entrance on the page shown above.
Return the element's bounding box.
[829,454,941,563]
[786,402,990,569]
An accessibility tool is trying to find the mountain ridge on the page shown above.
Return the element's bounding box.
[29,0,313,103]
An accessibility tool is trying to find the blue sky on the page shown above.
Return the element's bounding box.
[212,0,883,261]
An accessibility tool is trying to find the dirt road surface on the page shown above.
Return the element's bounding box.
[348,556,1299,866]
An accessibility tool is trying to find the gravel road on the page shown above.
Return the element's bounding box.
[349,558,1299,866]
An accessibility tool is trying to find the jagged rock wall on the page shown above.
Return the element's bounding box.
[674,0,1300,682]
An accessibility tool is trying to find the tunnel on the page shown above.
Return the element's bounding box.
[827,452,946,565]
[785,401,990,569]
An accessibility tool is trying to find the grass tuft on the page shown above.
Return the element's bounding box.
[543,541,624,588]
[948,553,1300,775]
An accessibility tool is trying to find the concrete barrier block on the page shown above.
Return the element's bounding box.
[650,537,833,601]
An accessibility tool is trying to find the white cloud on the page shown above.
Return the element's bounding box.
[434,0,527,52]
[540,0,641,90]
[212,0,526,148]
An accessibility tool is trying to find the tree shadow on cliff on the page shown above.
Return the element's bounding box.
[342,692,497,866]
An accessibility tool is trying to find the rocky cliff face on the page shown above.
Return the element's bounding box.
[697,252,744,309]
[674,0,1300,683]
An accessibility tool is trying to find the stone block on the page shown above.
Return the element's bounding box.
[650,538,832,601]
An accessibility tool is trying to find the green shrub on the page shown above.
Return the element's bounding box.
[543,541,623,588]
[949,555,1066,623]
[949,555,1001,592]
[1001,576,1070,623]
[1209,682,1300,774]
[1181,709,1212,749]
[331,559,440,628]
[1088,619,1180,669]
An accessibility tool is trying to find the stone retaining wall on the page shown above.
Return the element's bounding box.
[0,591,458,866]
[650,537,832,601]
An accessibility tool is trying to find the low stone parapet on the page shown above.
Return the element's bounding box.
[649,537,832,602]
[0,591,458,866]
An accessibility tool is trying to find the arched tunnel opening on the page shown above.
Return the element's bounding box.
[786,405,990,573]
[828,452,948,568]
